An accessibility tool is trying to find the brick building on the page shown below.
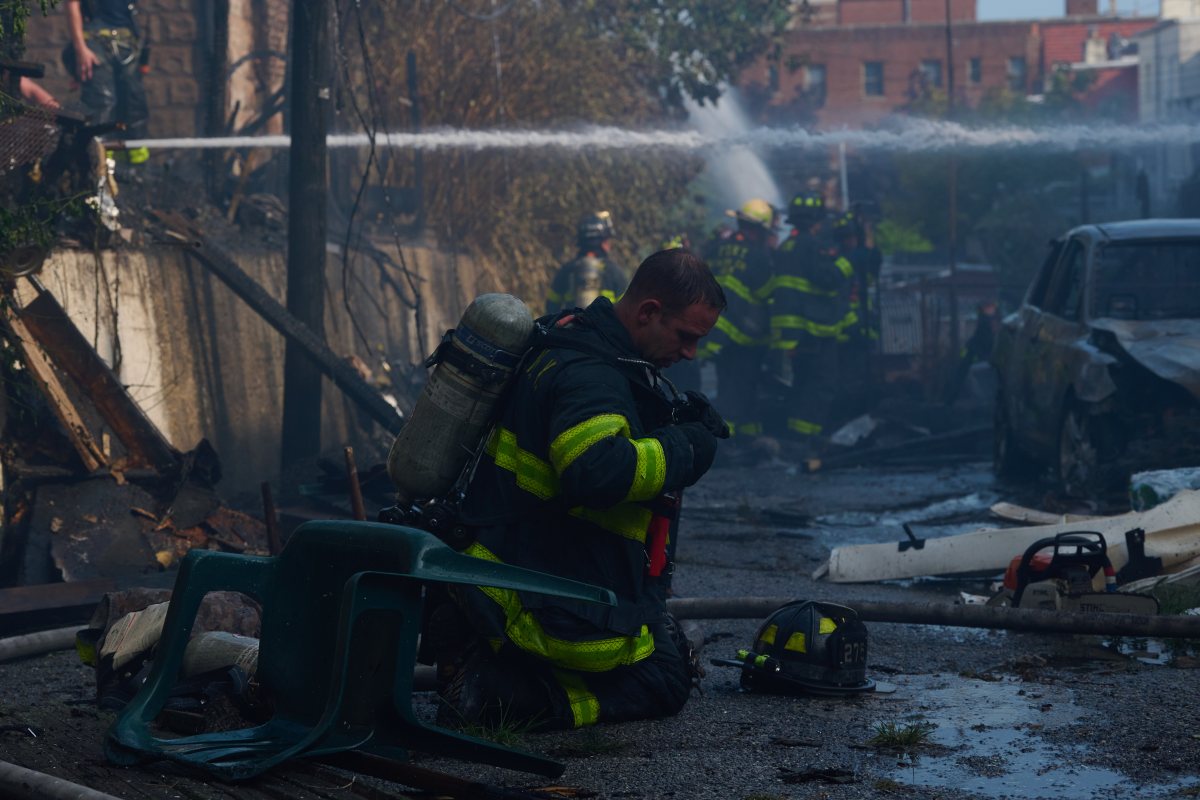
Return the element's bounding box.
[746,0,1155,128]
[20,1,287,139]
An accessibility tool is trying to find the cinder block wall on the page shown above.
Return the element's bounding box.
[22,1,206,136]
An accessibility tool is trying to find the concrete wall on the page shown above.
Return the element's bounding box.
[20,241,502,496]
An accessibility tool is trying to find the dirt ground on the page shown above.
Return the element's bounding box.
[2,458,1199,800]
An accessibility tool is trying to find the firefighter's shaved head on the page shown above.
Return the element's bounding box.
[616,249,725,367]
[622,249,726,314]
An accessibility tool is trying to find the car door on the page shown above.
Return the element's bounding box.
[1023,236,1088,454]
[999,239,1063,453]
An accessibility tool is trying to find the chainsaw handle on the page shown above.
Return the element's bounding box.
[1011,531,1110,607]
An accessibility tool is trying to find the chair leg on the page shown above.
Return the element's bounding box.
[106,551,272,763]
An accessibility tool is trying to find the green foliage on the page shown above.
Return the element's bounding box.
[873,219,933,256]
[867,719,936,752]
[337,0,788,308]
[0,0,57,59]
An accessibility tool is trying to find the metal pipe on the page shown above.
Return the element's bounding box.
[0,627,78,664]
[0,760,126,800]
[666,597,1200,639]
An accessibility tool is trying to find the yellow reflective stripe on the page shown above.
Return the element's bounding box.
[599,290,617,302]
[835,256,854,278]
[818,617,838,634]
[486,428,559,500]
[546,288,564,303]
[770,338,798,350]
[549,414,629,474]
[770,315,843,339]
[555,670,600,728]
[787,418,822,435]
[698,341,722,358]
[714,315,759,346]
[464,542,656,671]
[127,146,150,164]
[625,437,666,502]
[570,503,653,543]
[761,274,834,297]
[760,624,778,646]
[737,422,763,436]
[715,274,759,305]
[784,631,807,653]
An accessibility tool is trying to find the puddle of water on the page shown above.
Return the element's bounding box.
[880,675,1199,799]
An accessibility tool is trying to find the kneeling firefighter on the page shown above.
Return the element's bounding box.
[391,249,729,731]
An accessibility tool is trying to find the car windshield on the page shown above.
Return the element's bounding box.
[1091,240,1200,320]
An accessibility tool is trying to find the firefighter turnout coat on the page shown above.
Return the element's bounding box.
[457,297,705,686]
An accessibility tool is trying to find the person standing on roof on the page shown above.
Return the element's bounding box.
[701,198,775,441]
[439,248,728,730]
[760,191,854,454]
[64,0,150,165]
[547,211,628,312]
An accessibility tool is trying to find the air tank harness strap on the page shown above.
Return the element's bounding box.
[425,323,527,385]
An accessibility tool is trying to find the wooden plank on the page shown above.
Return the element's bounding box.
[18,279,179,472]
[0,579,117,635]
[0,303,108,472]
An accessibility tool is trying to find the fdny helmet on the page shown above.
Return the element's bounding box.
[725,600,875,696]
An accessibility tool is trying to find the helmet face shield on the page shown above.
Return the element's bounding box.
[737,600,875,696]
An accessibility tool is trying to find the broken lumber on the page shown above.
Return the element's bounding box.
[17,277,180,472]
[666,596,1200,639]
[149,210,405,433]
[0,302,108,472]
[0,578,117,635]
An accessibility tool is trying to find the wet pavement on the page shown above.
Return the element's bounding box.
[2,458,1199,799]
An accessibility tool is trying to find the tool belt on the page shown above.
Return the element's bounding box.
[86,26,137,41]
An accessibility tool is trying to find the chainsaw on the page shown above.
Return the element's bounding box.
[987,531,1159,615]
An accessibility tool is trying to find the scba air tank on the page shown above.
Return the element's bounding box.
[387,293,534,503]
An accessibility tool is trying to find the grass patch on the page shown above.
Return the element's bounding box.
[438,697,540,748]
[867,720,937,752]
[1153,584,1200,616]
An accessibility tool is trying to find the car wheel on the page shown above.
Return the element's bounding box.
[993,391,1033,480]
[1057,403,1109,498]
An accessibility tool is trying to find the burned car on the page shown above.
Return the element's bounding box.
[992,219,1200,496]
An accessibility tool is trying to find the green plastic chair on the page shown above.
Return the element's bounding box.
[105,521,615,781]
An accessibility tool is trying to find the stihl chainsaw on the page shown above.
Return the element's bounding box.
[987,531,1159,614]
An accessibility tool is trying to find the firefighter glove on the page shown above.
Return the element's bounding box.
[678,422,718,483]
[682,390,731,439]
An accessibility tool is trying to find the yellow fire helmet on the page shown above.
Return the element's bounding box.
[726,198,775,229]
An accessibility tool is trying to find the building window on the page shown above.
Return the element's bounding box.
[804,64,827,107]
[969,57,982,84]
[864,61,884,96]
[920,59,943,89]
[1008,56,1027,91]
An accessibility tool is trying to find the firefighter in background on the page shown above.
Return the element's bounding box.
[762,190,855,452]
[64,0,151,165]
[547,211,627,312]
[702,199,776,439]
[832,210,883,416]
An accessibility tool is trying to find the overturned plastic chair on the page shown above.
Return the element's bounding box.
[105,521,616,781]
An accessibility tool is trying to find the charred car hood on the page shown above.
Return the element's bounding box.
[1091,318,1200,398]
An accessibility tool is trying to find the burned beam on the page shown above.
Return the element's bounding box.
[0,578,117,636]
[0,302,108,472]
[149,210,405,434]
[18,278,180,472]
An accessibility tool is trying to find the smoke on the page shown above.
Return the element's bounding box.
[122,118,1200,154]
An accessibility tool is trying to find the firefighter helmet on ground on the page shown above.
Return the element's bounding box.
[737,600,874,696]
[786,190,826,226]
[577,211,615,248]
[726,198,775,230]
